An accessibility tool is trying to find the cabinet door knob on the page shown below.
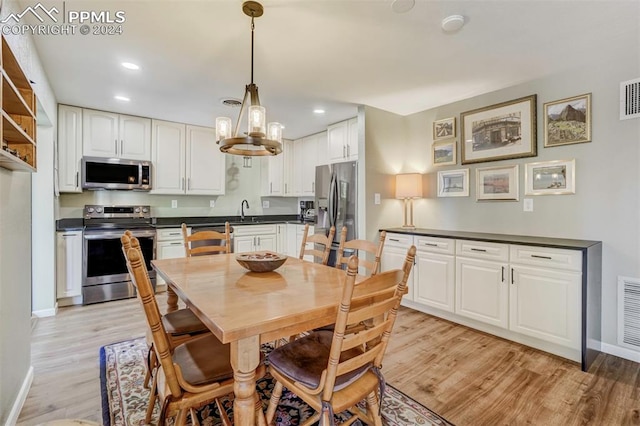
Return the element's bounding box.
[511,268,515,284]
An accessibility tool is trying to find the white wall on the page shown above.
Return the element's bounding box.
[364,35,640,358]
[0,0,57,421]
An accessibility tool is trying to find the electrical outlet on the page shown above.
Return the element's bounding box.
[374,193,381,205]
[262,200,270,209]
[209,200,215,208]
[171,200,178,208]
[524,198,533,212]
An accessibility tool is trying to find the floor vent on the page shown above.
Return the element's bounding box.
[618,276,640,349]
[620,78,640,120]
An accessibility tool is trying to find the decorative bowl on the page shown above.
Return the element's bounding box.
[235,252,287,272]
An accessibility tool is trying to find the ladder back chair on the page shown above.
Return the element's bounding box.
[266,245,416,426]
[181,222,231,257]
[299,224,336,265]
[124,238,266,425]
[335,227,387,276]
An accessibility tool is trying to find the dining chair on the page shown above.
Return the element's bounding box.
[334,227,387,276]
[299,224,336,265]
[124,236,266,425]
[122,232,215,423]
[265,245,416,426]
[182,222,231,257]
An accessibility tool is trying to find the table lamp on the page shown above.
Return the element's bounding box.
[396,173,423,228]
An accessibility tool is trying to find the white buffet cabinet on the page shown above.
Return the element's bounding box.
[380,228,602,372]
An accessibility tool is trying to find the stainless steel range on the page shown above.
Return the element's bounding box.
[82,205,156,304]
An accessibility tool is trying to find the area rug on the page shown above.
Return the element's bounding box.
[100,337,453,426]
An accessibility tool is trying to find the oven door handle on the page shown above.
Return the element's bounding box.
[84,230,156,240]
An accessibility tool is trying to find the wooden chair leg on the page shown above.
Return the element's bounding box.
[215,398,232,426]
[175,409,188,426]
[365,391,383,426]
[145,371,158,424]
[319,403,332,426]
[301,413,321,426]
[265,381,283,425]
[189,408,201,426]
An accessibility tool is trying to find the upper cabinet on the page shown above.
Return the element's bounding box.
[0,36,37,172]
[327,117,358,163]
[57,105,83,192]
[151,121,225,195]
[82,109,151,161]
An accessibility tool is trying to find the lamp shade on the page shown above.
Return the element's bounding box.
[396,173,423,199]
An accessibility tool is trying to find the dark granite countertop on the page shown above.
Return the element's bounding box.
[380,227,601,250]
[56,215,313,231]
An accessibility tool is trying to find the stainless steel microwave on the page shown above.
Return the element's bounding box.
[81,157,152,190]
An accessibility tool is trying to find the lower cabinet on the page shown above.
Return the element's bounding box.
[381,231,588,365]
[56,231,83,299]
[234,225,277,253]
[276,224,287,254]
[156,227,187,287]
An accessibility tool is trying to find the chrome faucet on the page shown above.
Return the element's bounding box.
[241,199,250,221]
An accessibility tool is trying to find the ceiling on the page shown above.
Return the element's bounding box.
[26,0,640,140]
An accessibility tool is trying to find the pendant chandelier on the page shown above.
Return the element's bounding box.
[216,1,283,156]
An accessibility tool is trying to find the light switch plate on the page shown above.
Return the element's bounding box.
[262,200,270,209]
[209,200,215,208]
[171,200,178,208]
[374,193,381,205]
[524,198,533,212]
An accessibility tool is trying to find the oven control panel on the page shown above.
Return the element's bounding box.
[84,205,151,219]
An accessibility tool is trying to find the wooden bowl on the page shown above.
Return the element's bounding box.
[236,252,287,272]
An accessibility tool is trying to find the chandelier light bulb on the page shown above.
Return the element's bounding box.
[216,117,233,141]
[248,105,266,137]
[267,122,282,143]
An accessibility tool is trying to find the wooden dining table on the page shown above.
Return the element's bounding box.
[151,253,367,426]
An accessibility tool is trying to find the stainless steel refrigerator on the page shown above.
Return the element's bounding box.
[315,161,357,266]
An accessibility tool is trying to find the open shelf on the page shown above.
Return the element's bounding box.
[0,35,37,172]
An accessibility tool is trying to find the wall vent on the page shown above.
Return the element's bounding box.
[618,276,640,349]
[620,78,640,120]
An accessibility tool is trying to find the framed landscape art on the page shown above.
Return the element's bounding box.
[461,95,537,164]
[525,159,575,195]
[543,93,591,147]
[437,169,469,197]
[476,164,519,201]
[433,117,456,140]
[432,140,456,166]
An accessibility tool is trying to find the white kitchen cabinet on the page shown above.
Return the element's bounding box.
[155,227,188,287]
[233,224,277,253]
[185,125,225,195]
[455,240,509,329]
[296,224,314,261]
[316,131,329,166]
[82,109,151,161]
[286,223,298,256]
[261,150,284,196]
[276,224,287,254]
[509,246,581,350]
[380,233,415,303]
[150,120,186,194]
[57,105,83,193]
[56,231,82,299]
[282,139,295,197]
[292,135,318,196]
[414,237,455,312]
[150,122,224,195]
[327,118,358,163]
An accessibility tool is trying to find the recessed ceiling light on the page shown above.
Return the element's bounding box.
[391,0,415,13]
[121,62,140,70]
[441,15,465,33]
[114,95,130,102]
[313,109,325,114]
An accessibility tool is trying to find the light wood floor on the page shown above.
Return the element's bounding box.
[18,293,640,425]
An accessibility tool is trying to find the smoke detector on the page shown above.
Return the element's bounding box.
[391,0,415,14]
[442,15,465,33]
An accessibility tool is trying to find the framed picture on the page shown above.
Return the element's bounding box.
[433,117,456,140]
[476,164,519,201]
[543,93,591,147]
[525,159,575,195]
[461,94,537,164]
[432,140,456,166]
[437,168,469,197]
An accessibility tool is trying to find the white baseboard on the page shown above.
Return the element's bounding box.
[31,303,58,318]
[5,365,33,426]
[601,342,640,363]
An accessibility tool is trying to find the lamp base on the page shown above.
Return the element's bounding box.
[402,198,416,229]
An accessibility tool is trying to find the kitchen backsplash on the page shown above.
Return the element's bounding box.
[58,157,311,218]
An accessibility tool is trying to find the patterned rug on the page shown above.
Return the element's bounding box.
[100,337,453,425]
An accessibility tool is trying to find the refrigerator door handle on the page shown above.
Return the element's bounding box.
[328,172,337,227]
